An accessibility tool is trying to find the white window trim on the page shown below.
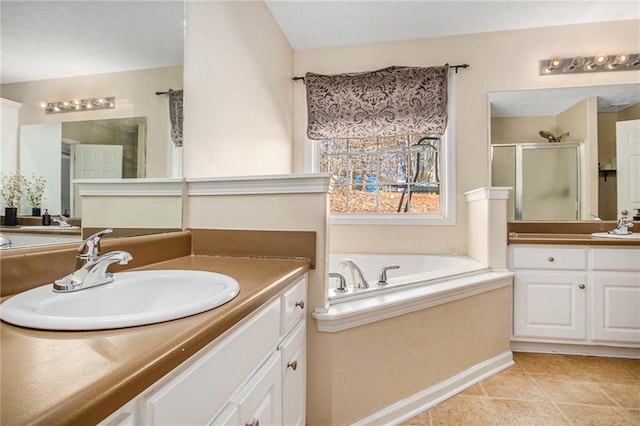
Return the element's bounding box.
[304,69,457,226]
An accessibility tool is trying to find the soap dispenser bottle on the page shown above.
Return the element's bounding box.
[42,209,51,226]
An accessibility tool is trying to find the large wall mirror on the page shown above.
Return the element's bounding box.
[489,83,640,221]
[1,1,184,248]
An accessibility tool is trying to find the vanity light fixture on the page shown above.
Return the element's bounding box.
[539,53,640,75]
[40,97,115,114]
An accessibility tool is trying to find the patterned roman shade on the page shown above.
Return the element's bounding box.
[305,65,449,140]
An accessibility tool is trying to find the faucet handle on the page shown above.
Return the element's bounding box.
[77,228,113,262]
[377,265,400,285]
[329,272,347,293]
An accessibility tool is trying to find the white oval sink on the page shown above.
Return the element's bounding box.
[0,270,240,330]
[591,232,640,240]
[20,225,80,230]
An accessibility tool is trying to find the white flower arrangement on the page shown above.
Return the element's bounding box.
[25,174,47,208]
[1,172,25,208]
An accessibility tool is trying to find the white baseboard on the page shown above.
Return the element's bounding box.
[350,351,514,426]
[511,341,640,359]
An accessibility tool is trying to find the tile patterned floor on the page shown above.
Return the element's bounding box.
[401,352,640,425]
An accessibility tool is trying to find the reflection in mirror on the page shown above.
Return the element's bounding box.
[20,118,147,217]
[0,1,185,249]
[489,84,640,221]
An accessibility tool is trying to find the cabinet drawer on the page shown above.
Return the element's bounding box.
[590,248,640,271]
[512,246,587,270]
[281,276,307,335]
[142,298,281,425]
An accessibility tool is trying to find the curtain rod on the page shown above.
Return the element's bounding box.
[292,64,469,82]
[155,90,172,95]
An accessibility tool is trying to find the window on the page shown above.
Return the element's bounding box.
[320,135,441,214]
[305,65,456,224]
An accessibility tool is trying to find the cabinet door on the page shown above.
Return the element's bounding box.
[234,352,282,426]
[97,400,137,426]
[513,272,587,340]
[591,273,640,343]
[279,321,306,426]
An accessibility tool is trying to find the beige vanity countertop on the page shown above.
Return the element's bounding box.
[0,255,310,426]
[0,225,81,235]
[508,232,640,246]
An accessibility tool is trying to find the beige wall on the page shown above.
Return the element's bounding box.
[82,196,182,229]
[0,66,183,178]
[293,20,640,254]
[183,1,294,178]
[491,116,557,144]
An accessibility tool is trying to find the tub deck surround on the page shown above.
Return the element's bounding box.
[315,270,513,332]
[508,221,640,246]
[327,253,488,301]
[0,255,310,425]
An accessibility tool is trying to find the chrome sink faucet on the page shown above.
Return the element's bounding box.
[53,228,133,292]
[75,228,113,270]
[339,259,369,289]
[54,251,133,292]
[609,210,634,235]
[53,215,72,228]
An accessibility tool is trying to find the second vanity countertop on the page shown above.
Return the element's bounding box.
[0,255,310,425]
[508,232,640,246]
[507,221,640,246]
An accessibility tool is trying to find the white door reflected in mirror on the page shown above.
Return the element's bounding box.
[616,119,640,218]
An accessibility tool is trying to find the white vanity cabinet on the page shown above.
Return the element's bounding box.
[511,246,587,340]
[589,248,640,344]
[510,245,640,351]
[98,274,308,426]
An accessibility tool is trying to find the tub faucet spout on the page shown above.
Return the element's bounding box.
[340,258,369,289]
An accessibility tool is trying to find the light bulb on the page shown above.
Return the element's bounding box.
[584,61,597,71]
[548,57,562,70]
[615,54,629,65]
[39,101,47,108]
[594,54,609,66]
[605,63,617,70]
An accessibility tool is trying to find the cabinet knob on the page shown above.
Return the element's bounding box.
[578,284,586,289]
[287,360,298,371]
[547,256,555,262]
[295,300,305,310]
[245,420,259,426]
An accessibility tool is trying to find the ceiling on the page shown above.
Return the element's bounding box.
[0,1,185,84]
[265,1,639,51]
[490,84,640,118]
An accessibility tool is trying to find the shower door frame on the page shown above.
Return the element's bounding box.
[492,142,583,221]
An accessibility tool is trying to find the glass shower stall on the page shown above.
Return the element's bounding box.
[491,143,582,221]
